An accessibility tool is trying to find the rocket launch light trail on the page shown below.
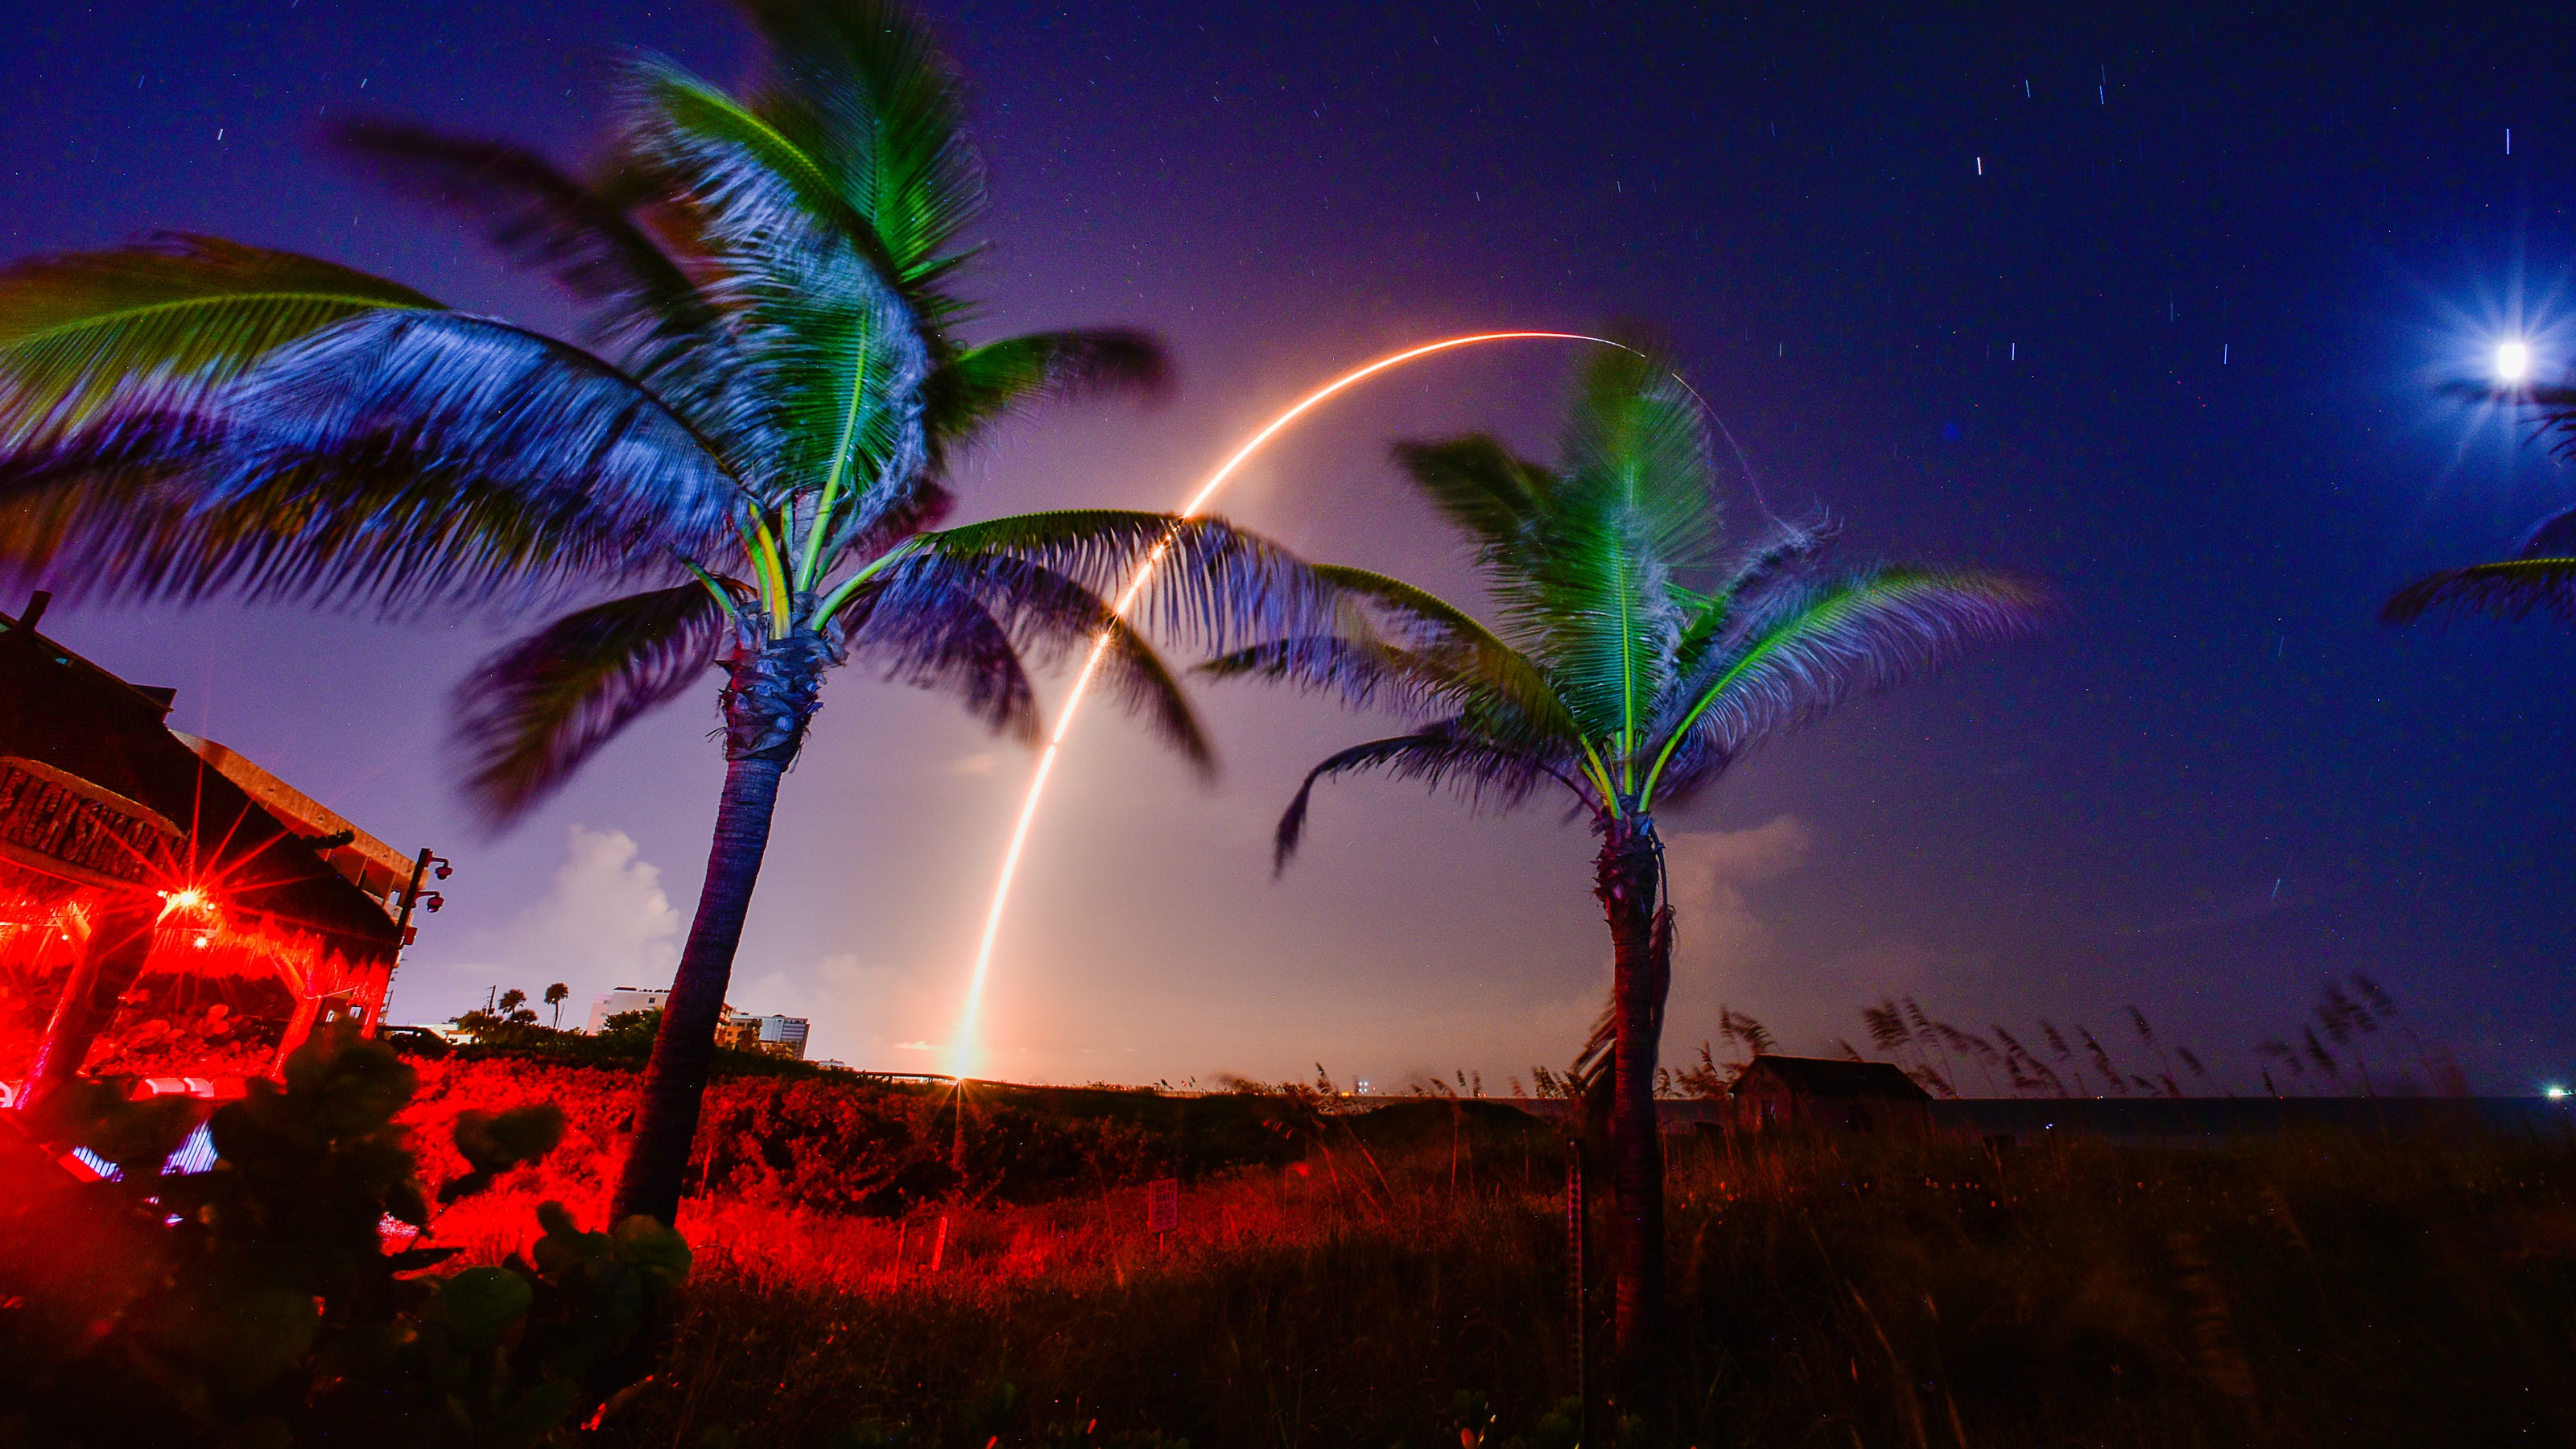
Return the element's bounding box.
[947,331,1629,1078]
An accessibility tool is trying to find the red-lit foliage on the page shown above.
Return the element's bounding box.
[394,1055,1511,1300]
[391,1055,1304,1262]
[0,865,383,1080]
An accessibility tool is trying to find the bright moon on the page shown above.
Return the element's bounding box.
[2497,340,2532,382]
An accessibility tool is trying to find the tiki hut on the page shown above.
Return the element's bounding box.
[0,595,412,1105]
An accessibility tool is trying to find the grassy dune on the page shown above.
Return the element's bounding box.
[399,1055,2576,1447]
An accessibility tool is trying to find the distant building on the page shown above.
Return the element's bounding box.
[584,987,807,1060]
[716,1012,809,1061]
[584,987,675,1034]
[1729,1055,1934,1134]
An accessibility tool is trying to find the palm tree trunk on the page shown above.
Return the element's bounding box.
[19,895,159,1115]
[610,629,831,1225]
[1592,812,1673,1375]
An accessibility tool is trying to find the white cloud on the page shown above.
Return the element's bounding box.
[1655,815,1814,1053]
[730,951,956,1066]
[1662,813,1814,968]
[399,825,680,1022]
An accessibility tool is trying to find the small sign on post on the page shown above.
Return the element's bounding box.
[1146,1177,1180,1239]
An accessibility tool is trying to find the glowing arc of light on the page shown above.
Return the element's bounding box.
[946,331,1625,1078]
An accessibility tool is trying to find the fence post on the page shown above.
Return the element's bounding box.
[1567,1139,1587,1438]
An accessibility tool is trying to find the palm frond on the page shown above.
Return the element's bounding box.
[1310,564,1579,744]
[2491,382,2576,465]
[733,0,989,289]
[1644,568,2052,806]
[1558,346,1719,570]
[923,328,1168,463]
[919,510,1335,654]
[202,308,752,589]
[837,548,1211,771]
[452,584,732,823]
[1526,481,1683,752]
[0,235,440,446]
[623,58,933,519]
[1670,515,1835,680]
[2517,505,2576,558]
[0,307,761,612]
[1200,634,1444,715]
[1390,436,1551,567]
[1274,724,1577,873]
[2381,557,2576,625]
[1513,353,1720,753]
[330,120,743,426]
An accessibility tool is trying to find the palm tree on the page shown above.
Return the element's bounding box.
[545,982,571,1030]
[1206,346,2050,1366]
[0,0,1316,1223]
[2384,382,2576,626]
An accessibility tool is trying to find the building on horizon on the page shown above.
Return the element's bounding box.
[584,986,808,1061]
[716,1012,809,1061]
[584,986,675,1034]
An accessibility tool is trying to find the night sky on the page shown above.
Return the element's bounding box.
[8,2,2572,1092]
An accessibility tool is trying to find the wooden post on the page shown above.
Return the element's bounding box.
[931,1214,948,1273]
[1567,1139,1587,1436]
[19,896,158,1114]
[892,1220,909,1289]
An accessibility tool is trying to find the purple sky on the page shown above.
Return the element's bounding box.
[7,2,2573,1092]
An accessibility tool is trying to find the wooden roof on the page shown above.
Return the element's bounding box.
[0,600,403,962]
[1737,1055,1932,1102]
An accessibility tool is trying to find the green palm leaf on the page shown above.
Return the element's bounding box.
[0,234,440,445]
[734,0,989,291]
[923,329,1168,466]
[1642,568,2052,806]
[840,548,1212,774]
[915,510,1335,653]
[625,58,933,525]
[1390,436,1551,569]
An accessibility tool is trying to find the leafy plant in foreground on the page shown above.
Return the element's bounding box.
[0,1024,689,1447]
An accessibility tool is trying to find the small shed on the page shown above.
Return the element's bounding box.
[1729,1055,1934,1134]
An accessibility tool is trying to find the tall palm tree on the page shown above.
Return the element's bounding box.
[0,0,1317,1224]
[2384,383,2576,626]
[1207,347,2050,1365]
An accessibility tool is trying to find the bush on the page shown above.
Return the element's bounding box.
[0,1025,691,1447]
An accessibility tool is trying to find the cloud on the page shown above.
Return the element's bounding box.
[730,951,955,1065]
[1663,814,1814,968]
[1653,815,1814,1053]
[403,826,680,1022]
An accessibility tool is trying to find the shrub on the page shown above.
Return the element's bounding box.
[0,1025,691,1447]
